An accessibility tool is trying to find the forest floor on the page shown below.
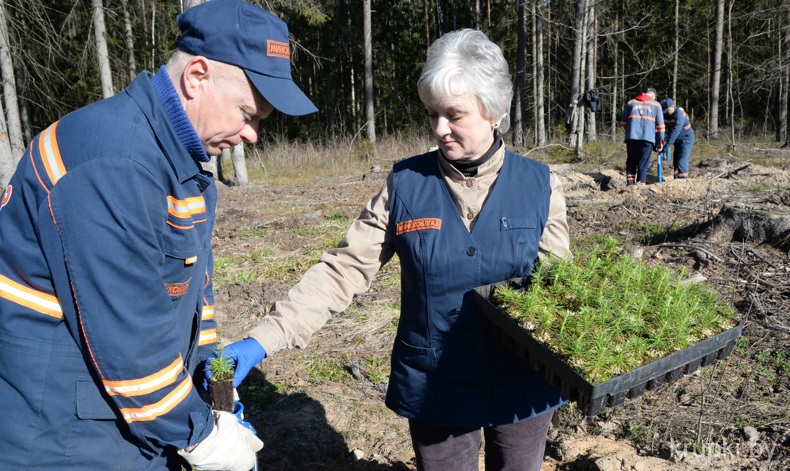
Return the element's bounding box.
[211,146,789,471]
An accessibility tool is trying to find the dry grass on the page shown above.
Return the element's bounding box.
[229,133,436,187]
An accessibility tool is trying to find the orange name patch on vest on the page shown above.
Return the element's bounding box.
[396,218,442,235]
[165,280,190,297]
[267,40,290,59]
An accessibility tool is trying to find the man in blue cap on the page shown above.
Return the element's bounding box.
[0,1,315,470]
[661,98,695,179]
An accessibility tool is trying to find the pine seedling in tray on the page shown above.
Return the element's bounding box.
[492,236,737,384]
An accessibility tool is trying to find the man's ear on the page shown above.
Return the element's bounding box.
[181,56,211,99]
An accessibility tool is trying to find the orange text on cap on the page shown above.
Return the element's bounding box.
[267,40,290,59]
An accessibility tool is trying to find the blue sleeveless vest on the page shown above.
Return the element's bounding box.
[384,150,566,427]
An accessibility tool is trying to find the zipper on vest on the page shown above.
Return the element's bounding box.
[501,217,508,228]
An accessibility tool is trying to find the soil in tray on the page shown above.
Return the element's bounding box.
[492,235,737,385]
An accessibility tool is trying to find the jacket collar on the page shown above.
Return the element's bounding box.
[125,71,205,184]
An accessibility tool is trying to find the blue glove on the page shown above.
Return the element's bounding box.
[233,400,257,434]
[205,338,266,388]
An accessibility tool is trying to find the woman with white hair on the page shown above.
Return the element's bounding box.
[219,28,571,471]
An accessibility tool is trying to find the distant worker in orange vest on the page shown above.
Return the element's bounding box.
[619,87,665,185]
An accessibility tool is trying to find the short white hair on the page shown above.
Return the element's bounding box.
[417,29,513,133]
[165,50,247,87]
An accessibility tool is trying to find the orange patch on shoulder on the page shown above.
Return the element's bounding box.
[396,218,442,235]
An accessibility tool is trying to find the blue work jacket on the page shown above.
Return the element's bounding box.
[0,71,217,469]
[620,94,666,144]
[384,150,566,427]
[664,107,694,146]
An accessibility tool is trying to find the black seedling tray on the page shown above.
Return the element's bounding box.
[472,278,742,416]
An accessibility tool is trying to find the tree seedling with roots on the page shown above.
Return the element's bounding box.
[206,345,235,413]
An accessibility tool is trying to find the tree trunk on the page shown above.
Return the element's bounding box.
[363,0,375,143]
[535,0,546,147]
[423,0,430,45]
[183,0,204,10]
[217,148,231,185]
[546,0,554,140]
[0,0,23,161]
[727,0,734,143]
[610,8,619,142]
[570,0,585,107]
[776,10,787,144]
[0,97,14,188]
[584,2,596,142]
[513,2,526,148]
[92,0,114,98]
[569,0,587,148]
[785,3,790,147]
[709,0,724,138]
[121,0,137,83]
[703,204,790,252]
[231,143,247,186]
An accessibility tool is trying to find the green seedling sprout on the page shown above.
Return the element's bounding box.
[207,345,235,383]
[493,235,736,384]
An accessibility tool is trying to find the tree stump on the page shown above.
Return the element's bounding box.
[703,204,790,251]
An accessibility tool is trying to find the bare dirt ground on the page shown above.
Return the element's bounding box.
[211,151,790,471]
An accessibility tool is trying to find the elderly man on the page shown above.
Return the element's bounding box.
[661,98,695,179]
[0,1,316,469]
[619,87,665,185]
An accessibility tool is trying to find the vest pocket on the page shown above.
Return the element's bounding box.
[389,339,439,414]
[499,216,541,276]
[499,216,536,231]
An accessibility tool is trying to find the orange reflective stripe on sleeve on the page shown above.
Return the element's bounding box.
[38,122,67,186]
[119,376,193,423]
[166,195,207,229]
[198,328,217,346]
[103,356,184,397]
[167,196,206,218]
[0,274,63,319]
[201,304,214,321]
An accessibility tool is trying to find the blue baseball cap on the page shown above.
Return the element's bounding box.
[176,0,317,116]
[661,98,674,111]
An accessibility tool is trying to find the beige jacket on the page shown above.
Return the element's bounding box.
[247,144,570,355]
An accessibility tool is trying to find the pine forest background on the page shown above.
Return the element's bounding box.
[0,0,789,187]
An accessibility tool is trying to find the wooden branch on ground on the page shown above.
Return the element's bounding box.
[656,243,725,263]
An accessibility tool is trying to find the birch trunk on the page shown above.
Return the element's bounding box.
[709,0,724,138]
[535,0,546,147]
[122,0,137,82]
[363,0,375,143]
[0,97,14,188]
[585,2,596,142]
[512,1,526,148]
[0,0,24,160]
[568,0,587,148]
[92,0,114,98]
[231,143,247,186]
